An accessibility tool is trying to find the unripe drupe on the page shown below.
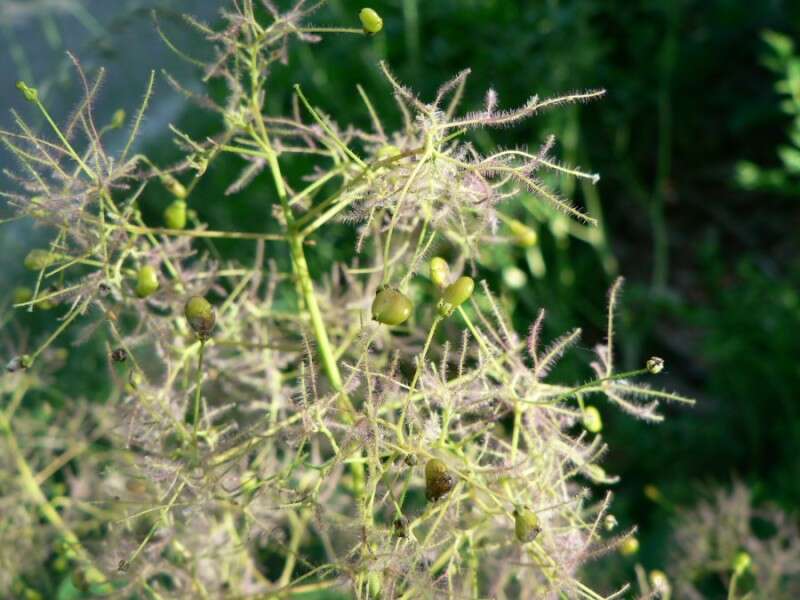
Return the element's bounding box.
[513,507,542,543]
[164,199,188,230]
[372,287,412,326]
[135,265,159,298]
[185,295,216,339]
[439,276,474,316]
[429,257,450,289]
[359,8,383,34]
[425,458,455,502]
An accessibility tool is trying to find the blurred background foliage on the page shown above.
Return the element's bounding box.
[2,0,799,595]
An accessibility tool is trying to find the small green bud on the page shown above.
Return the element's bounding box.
[135,265,160,298]
[164,199,188,230]
[582,405,602,433]
[604,514,618,531]
[23,249,56,271]
[359,7,383,34]
[508,218,538,247]
[732,551,751,575]
[185,295,216,339]
[372,287,413,326]
[160,173,187,199]
[439,276,475,316]
[110,109,126,129]
[16,81,39,102]
[646,356,664,374]
[429,257,450,289]
[13,287,33,306]
[513,507,542,543]
[620,536,639,556]
[425,458,455,502]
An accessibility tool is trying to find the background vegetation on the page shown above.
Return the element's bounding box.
[2,0,799,597]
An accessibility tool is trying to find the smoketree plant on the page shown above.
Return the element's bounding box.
[0,1,694,598]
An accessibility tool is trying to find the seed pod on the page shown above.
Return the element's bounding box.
[439,276,474,316]
[164,199,188,230]
[185,295,216,339]
[126,370,143,393]
[513,507,542,543]
[24,249,56,271]
[111,348,128,363]
[619,536,639,556]
[403,453,418,467]
[372,287,413,326]
[425,458,455,502]
[13,287,33,306]
[508,218,538,247]
[582,405,602,433]
[646,356,664,374]
[429,257,450,289]
[359,7,383,34]
[135,265,159,298]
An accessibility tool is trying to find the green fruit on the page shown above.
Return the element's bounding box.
[582,405,602,433]
[439,276,475,316]
[372,287,412,326]
[620,536,639,556]
[359,7,383,34]
[513,507,541,543]
[442,276,474,307]
[13,286,33,305]
[733,551,751,575]
[425,458,455,502]
[508,218,538,247]
[164,199,187,230]
[135,265,159,298]
[429,257,450,289]
[185,295,216,339]
[23,249,56,271]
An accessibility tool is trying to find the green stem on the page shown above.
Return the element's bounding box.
[192,340,206,447]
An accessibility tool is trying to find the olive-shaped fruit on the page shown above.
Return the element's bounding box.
[513,507,542,543]
[442,276,474,307]
[135,265,159,298]
[429,257,450,289]
[24,249,56,271]
[185,295,216,339]
[425,458,455,502]
[164,199,187,230]
[13,287,33,305]
[508,218,538,247]
[359,8,383,34]
[439,276,474,316]
[372,287,412,326]
[620,536,639,556]
[582,405,602,433]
